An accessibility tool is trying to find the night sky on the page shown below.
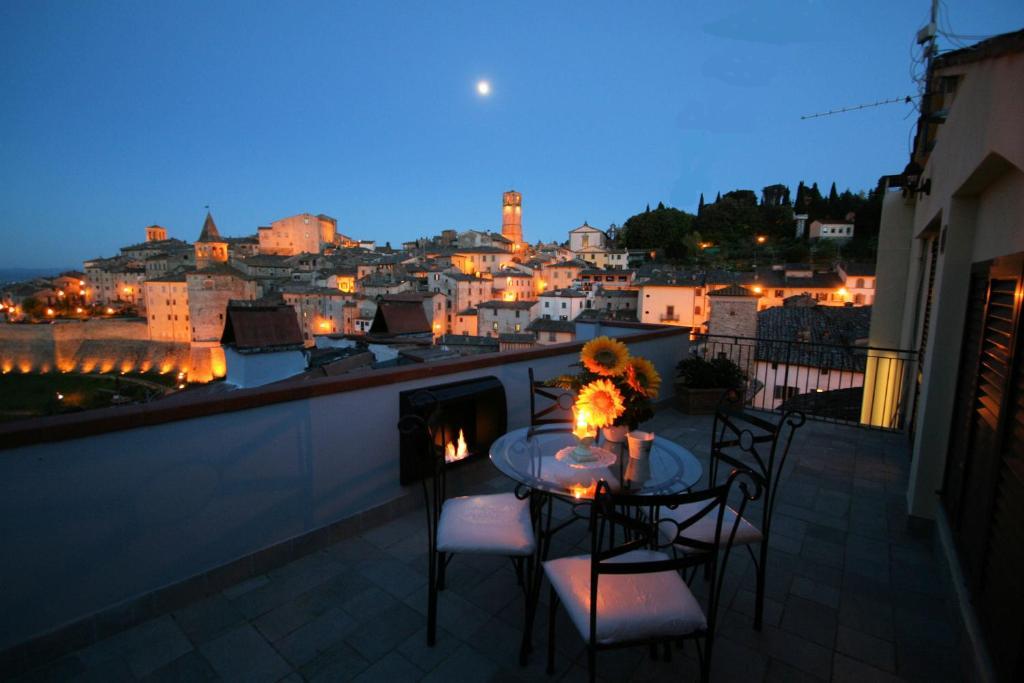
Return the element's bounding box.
[2,0,1022,268]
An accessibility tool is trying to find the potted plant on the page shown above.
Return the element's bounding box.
[674,355,745,414]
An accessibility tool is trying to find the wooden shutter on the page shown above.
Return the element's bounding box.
[942,268,988,523]
[943,254,1024,682]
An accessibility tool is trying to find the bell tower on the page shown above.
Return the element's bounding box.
[501,190,523,250]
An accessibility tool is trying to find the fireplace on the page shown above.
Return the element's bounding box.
[399,376,507,485]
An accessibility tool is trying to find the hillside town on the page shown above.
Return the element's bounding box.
[0,190,875,388]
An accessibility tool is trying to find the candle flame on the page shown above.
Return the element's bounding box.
[445,429,469,463]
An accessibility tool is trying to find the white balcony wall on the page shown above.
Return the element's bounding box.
[0,325,686,652]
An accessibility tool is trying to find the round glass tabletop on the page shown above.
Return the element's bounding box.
[489,427,703,499]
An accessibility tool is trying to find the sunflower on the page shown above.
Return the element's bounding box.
[626,356,662,399]
[580,336,630,377]
[576,379,626,428]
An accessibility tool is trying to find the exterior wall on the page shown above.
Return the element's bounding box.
[83,268,147,309]
[0,319,188,375]
[452,312,477,336]
[186,273,258,343]
[809,220,854,239]
[145,226,167,242]
[538,264,582,292]
[501,190,523,247]
[144,281,190,342]
[478,304,537,337]
[0,325,688,653]
[749,361,864,410]
[875,50,1024,519]
[492,273,534,302]
[452,251,513,275]
[282,292,346,344]
[707,296,758,338]
[538,294,586,321]
[569,226,606,252]
[258,214,323,256]
[534,329,575,345]
[195,241,228,269]
[224,347,307,388]
[639,285,701,328]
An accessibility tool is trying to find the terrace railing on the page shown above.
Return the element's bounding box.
[691,333,917,430]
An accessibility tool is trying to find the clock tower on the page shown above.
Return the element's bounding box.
[501,190,523,250]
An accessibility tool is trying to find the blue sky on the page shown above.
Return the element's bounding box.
[1,0,1022,268]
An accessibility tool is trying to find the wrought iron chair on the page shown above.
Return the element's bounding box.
[396,396,537,650]
[659,389,805,629]
[544,471,762,683]
[527,367,575,437]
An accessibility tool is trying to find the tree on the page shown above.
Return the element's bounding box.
[698,193,705,215]
[619,203,695,260]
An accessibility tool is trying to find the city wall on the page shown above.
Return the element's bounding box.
[0,320,210,379]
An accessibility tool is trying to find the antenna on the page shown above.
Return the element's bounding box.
[800,96,914,120]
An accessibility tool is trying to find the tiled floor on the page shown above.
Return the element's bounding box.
[14,412,967,682]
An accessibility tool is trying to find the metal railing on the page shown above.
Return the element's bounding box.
[690,334,917,430]
[660,314,680,322]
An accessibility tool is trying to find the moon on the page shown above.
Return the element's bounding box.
[476,80,491,96]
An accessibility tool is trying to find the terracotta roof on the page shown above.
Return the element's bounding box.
[756,304,871,370]
[368,300,430,335]
[708,284,757,297]
[197,212,222,243]
[220,304,304,351]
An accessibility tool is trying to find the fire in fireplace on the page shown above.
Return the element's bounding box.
[398,376,507,485]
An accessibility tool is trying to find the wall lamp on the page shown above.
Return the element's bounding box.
[901,161,932,198]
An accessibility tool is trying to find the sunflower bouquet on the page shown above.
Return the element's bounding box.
[549,335,662,430]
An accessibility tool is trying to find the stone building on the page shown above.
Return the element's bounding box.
[257,213,336,256]
[143,273,191,342]
[194,213,229,270]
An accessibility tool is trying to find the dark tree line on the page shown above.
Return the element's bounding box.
[618,180,882,265]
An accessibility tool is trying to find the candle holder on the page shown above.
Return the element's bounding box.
[571,405,599,462]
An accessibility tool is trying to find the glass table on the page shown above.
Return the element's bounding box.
[491,426,704,663]
[490,426,703,499]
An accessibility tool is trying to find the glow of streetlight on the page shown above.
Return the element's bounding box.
[756,236,767,244]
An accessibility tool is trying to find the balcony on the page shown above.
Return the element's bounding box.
[0,323,967,681]
[659,313,680,322]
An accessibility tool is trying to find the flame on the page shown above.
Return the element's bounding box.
[445,429,469,463]
[570,480,598,500]
[572,407,596,441]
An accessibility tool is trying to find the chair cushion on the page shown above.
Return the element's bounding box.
[658,502,763,549]
[543,549,706,645]
[436,493,535,556]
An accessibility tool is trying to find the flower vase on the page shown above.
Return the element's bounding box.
[602,425,629,475]
[625,430,654,487]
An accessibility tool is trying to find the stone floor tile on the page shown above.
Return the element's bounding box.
[139,650,218,682]
[396,626,464,673]
[172,593,247,644]
[836,624,896,673]
[352,651,424,683]
[790,576,841,609]
[833,652,907,682]
[344,601,423,662]
[420,643,498,683]
[199,624,291,683]
[356,557,427,599]
[274,607,357,668]
[84,615,193,679]
[781,595,838,649]
[299,641,371,683]
[403,587,491,641]
[730,588,784,627]
[764,658,827,682]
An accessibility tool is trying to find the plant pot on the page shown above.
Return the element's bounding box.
[673,384,726,414]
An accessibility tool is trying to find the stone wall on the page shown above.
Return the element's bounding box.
[0,320,192,376]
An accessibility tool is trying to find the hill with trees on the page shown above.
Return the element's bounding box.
[617,180,882,266]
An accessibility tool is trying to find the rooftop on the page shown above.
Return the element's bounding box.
[6,410,965,682]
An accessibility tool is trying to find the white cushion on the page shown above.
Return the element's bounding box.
[543,549,706,645]
[436,492,535,556]
[658,502,763,549]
